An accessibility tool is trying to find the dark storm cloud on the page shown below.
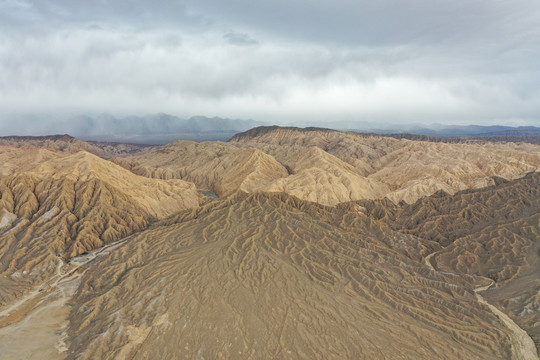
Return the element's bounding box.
[0,0,539,128]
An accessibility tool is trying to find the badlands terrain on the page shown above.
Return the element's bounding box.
[0,126,539,359]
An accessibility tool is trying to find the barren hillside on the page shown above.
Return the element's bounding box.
[0,135,151,159]
[359,172,540,354]
[0,150,199,305]
[66,192,512,360]
[113,141,289,196]
[0,128,538,360]
[116,126,540,205]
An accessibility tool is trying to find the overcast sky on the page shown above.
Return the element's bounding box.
[1,0,540,127]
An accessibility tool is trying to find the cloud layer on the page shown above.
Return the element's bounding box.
[0,0,539,126]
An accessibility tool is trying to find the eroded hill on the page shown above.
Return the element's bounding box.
[0,135,152,159]
[66,192,512,360]
[0,128,539,360]
[115,126,540,206]
[113,141,290,196]
[359,172,540,354]
[231,127,540,204]
[0,151,200,305]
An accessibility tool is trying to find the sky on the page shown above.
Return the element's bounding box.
[1,0,540,128]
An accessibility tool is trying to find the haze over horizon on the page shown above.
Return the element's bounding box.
[1,0,540,130]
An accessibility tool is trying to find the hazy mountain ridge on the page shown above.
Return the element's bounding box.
[2,114,538,144]
[407,125,540,138]
[0,114,265,144]
[381,133,540,145]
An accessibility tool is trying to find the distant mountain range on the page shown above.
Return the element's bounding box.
[381,125,540,138]
[70,114,265,143]
[0,113,264,144]
[0,113,538,143]
[362,125,540,144]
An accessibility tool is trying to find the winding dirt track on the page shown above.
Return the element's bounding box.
[0,236,132,360]
[425,251,539,360]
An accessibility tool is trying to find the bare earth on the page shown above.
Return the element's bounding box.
[426,251,538,360]
[115,127,540,205]
[0,129,539,359]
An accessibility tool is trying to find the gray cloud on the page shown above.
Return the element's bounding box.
[223,32,259,46]
[0,0,539,128]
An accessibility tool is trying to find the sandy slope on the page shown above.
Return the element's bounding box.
[231,127,540,204]
[0,130,538,359]
[475,284,538,360]
[64,192,512,359]
[363,173,540,357]
[117,126,540,206]
[113,141,289,196]
[426,252,538,360]
[0,150,200,306]
[0,135,150,159]
[0,146,63,179]
[0,233,134,360]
